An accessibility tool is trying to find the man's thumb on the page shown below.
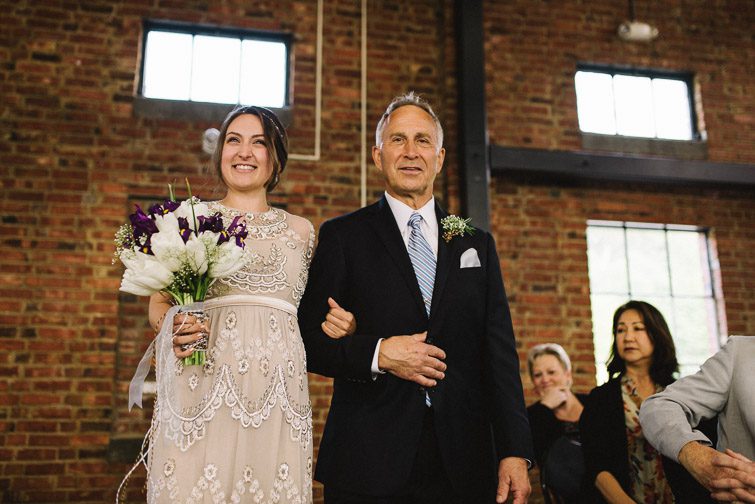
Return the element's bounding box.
[413,331,428,341]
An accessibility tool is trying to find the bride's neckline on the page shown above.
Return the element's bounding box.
[212,200,276,218]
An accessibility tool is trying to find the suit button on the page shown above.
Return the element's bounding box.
[426,337,434,344]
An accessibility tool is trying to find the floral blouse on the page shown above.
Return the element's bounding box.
[622,375,675,503]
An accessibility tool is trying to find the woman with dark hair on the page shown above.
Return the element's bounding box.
[580,300,678,503]
[144,106,354,503]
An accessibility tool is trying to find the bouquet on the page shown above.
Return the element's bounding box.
[115,181,248,366]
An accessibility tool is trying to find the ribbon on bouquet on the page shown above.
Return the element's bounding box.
[127,304,181,411]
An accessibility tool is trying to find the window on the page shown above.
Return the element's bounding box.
[586,221,724,384]
[140,21,290,108]
[575,65,698,141]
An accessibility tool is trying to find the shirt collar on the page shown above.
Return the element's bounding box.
[384,192,437,233]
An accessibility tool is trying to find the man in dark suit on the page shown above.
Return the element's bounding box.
[299,92,534,503]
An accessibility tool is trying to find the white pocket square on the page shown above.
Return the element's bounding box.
[460,248,481,268]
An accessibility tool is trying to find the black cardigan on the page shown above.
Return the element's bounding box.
[579,377,631,503]
[527,392,589,469]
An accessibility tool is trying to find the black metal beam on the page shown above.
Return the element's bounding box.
[455,0,490,231]
[490,145,755,187]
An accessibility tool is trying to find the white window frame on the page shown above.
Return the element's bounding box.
[586,220,726,384]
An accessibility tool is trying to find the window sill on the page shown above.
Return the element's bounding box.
[581,132,707,160]
[133,96,293,126]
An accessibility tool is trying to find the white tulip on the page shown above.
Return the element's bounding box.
[151,213,187,272]
[175,198,210,230]
[209,241,245,278]
[184,235,208,275]
[119,251,174,295]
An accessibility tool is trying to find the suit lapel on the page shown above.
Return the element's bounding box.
[368,197,428,318]
[429,202,451,320]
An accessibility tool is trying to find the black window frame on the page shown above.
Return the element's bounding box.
[138,19,293,108]
[575,63,701,141]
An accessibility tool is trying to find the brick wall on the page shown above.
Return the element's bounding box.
[0,0,752,502]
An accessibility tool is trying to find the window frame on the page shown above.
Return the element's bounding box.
[138,19,293,108]
[575,63,701,142]
[585,219,725,383]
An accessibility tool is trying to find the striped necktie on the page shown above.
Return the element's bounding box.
[407,212,436,316]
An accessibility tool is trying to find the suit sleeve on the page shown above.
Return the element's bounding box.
[298,220,382,381]
[639,340,735,461]
[483,233,535,461]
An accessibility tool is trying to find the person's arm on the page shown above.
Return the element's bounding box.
[595,471,635,504]
[677,440,740,490]
[476,233,532,501]
[639,340,735,461]
[298,221,392,380]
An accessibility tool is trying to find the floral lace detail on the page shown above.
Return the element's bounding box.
[149,461,310,504]
[161,363,312,452]
[291,221,314,305]
[208,203,288,241]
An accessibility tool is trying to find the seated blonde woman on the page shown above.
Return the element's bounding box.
[526,343,591,502]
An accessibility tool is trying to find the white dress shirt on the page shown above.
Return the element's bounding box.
[371,192,437,375]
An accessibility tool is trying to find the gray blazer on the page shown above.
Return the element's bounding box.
[639,336,755,461]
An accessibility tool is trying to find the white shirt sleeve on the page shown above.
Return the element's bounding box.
[371,338,386,379]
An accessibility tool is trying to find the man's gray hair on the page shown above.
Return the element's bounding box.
[526,343,572,378]
[375,91,444,151]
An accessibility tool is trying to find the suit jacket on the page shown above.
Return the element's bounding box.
[298,196,534,497]
[579,377,630,503]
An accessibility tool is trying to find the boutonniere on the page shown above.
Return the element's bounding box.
[441,215,475,242]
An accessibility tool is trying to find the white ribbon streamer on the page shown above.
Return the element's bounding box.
[127,304,181,411]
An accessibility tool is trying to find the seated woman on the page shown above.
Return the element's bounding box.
[527,343,589,503]
[580,300,678,503]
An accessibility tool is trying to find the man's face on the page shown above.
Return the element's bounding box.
[372,105,445,205]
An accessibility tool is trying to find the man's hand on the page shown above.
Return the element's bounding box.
[678,441,738,490]
[709,449,755,503]
[377,332,446,387]
[496,457,530,504]
[321,297,356,339]
[539,387,568,410]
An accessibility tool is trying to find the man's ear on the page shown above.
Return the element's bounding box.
[372,145,383,173]
[435,147,446,174]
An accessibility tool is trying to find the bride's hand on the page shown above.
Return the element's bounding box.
[171,313,210,358]
[321,297,356,339]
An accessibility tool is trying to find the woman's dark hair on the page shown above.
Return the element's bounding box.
[606,300,678,386]
[212,105,288,192]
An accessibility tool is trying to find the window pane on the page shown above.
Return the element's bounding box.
[143,31,193,100]
[667,230,708,296]
[240,40,287,107]
[614,75,655,137]
[586,225,628,293]
[653,78,693,140]
[575,71,616,134]
[672,297,719,375]
[191,35,241,104]
[591,293,629,384]
[626,228,670,295]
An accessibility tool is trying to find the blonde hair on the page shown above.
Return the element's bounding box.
[527,343,572,379]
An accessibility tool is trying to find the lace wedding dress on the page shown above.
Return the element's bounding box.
[146,204,314,504]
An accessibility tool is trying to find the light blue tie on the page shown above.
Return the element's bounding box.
[408,212,436,408]
[407,213,436,316]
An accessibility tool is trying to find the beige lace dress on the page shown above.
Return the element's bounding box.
[146,204,314,504]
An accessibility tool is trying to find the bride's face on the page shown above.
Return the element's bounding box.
[220,114,273,194]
